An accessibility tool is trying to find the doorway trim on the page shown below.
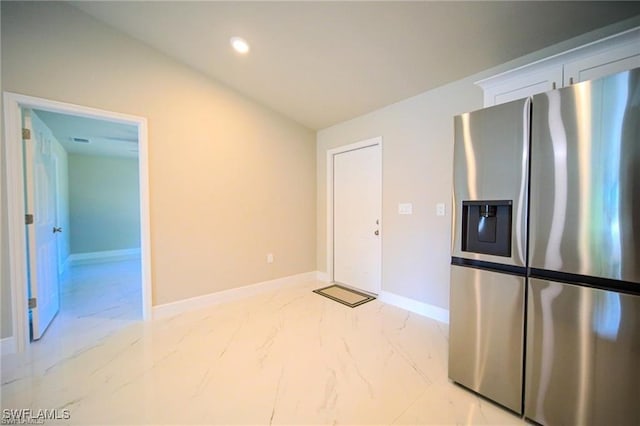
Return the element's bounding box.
[3,92,152,353]
[326,136,382,287]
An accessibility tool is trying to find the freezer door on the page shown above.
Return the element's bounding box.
[529,68,640,283]
[525,278,640,425]
[448,265,525,413]
[452,98,530,267]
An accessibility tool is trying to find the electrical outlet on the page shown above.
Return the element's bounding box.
[436,203,446,216]
[266,253,274,264]
[398,203,413,215]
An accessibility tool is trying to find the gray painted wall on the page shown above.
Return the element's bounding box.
[68,154,140,254]
[2,2,637,341]
[315,17,640,313]
[1,1,316,339]
[317,76,483,310]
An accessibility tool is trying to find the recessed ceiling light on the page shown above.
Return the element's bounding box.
[230,37,250,54]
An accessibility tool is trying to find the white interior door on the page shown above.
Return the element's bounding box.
[23,109,60,340]
[333,144,381,294]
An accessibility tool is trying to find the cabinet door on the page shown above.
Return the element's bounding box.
[563,42,640,85]
[483,66,562,107]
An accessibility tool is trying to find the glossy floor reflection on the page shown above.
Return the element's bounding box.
[2,261,524,425]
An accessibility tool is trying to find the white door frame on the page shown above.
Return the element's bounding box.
[326,136,382,287]
[3,92,153,353]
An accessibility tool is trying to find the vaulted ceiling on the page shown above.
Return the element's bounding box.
[72,1,640,130]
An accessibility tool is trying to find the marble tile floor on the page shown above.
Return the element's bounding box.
[26,259,143,356]
[2,262,525,425]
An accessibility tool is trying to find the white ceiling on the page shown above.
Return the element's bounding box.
[34,109,138,158]
[72,1,640,130]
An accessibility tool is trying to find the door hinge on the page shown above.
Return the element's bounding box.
[25,214,34,225]
[28,298,37,309]
[22,128,31,140]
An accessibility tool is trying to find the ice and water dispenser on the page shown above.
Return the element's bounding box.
[461,200,512,257]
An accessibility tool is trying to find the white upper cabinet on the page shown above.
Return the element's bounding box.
[563,41,640,86]
[483,66,563,107]
[477,27,640,107]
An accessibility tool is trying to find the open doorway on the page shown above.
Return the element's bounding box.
[29,108,143,340]
[3,92,152,354]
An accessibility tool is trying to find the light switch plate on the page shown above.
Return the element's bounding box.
[398,203,413,215]
[436,203,446,216]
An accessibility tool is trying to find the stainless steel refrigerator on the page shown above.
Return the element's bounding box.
[449,97,530,414]
[450,68,640,424]
[525,68,640,425]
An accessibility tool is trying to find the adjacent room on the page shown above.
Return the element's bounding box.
[1,1,639,425]
[27,109,144,339]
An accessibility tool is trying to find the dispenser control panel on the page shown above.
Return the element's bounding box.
[461,200,512,257]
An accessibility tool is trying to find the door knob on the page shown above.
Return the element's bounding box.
[374,230,379,236]
[53,227,63,233]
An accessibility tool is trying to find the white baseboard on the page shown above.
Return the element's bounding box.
[312,272,447,323]
[1,336,17,356]
[68,248,141,266]
[316,271,330,282]
[378,291,449,324]
[153,271,318,319]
